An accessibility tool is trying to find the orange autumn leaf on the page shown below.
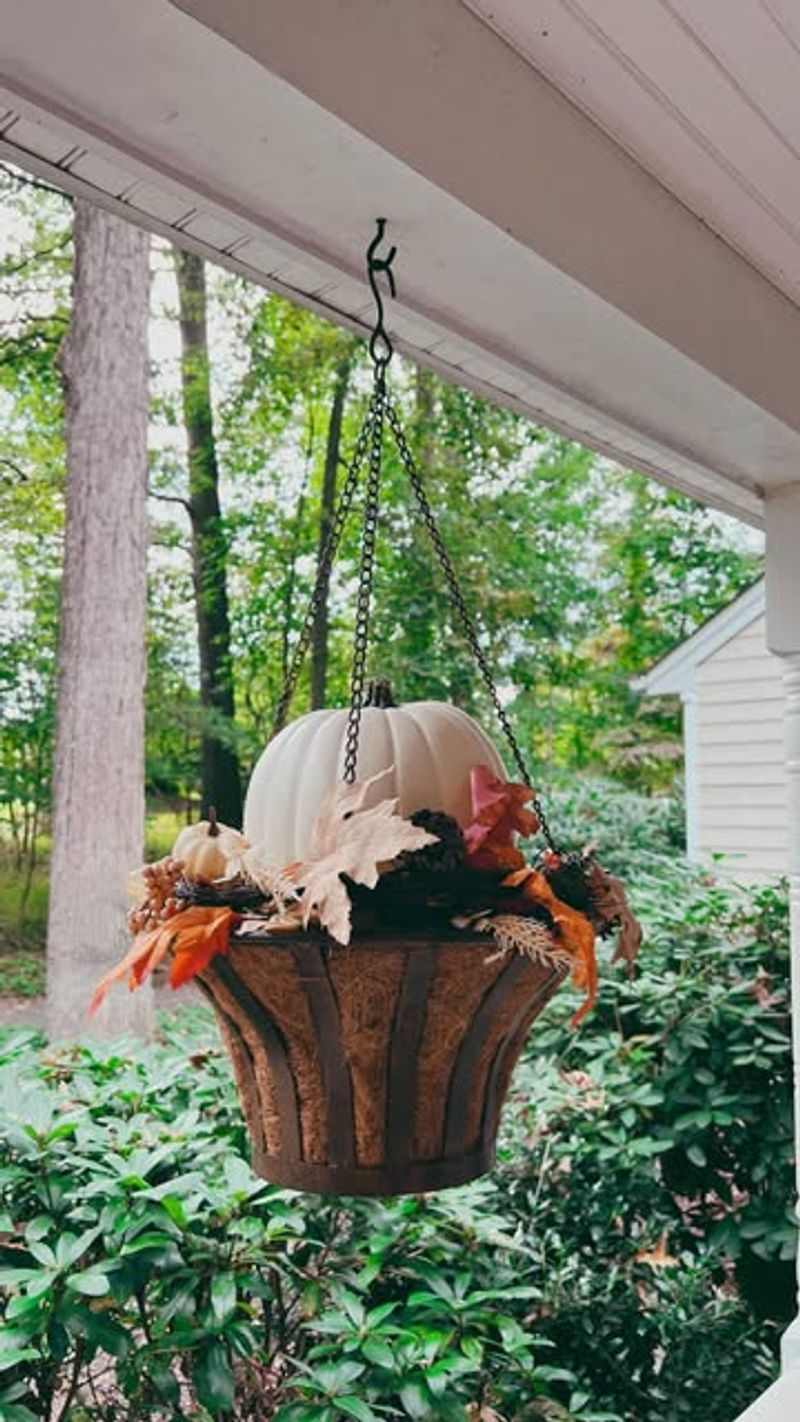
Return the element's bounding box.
[89,924,173,1015]
[168,907,236,987]
[464,765,539,872]
[503,868,598,1027]
[89,906,235,1014]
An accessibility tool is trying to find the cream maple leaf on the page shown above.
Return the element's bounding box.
[295,768,438,945]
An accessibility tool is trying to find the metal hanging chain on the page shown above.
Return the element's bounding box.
[271,219,396,746]
[385,393,561,854]
[271,217,562,852]
[271,403,376,737]
[343,372,386,782]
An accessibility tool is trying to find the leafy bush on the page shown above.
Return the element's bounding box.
[0,863,793,1421]
[545,778,685,875]
[501,869,793,1419]
[0,1014,577,1422]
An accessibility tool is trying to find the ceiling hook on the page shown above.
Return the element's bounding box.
[366,217,397,370]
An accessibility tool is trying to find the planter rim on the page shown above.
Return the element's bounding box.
[230,927,505,951]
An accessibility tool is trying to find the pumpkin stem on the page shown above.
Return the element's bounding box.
[207,806,220,838]
[364,677,397,709]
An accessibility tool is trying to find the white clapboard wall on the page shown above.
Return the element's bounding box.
[633,582,787,884]
[694,613,787,882]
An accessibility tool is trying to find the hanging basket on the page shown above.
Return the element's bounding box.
[98,220,641,1201]
[198,928,568,1196]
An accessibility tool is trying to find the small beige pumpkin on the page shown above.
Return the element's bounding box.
[172,816,249,882]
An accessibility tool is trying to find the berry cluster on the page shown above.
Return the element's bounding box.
[127,855,185,935]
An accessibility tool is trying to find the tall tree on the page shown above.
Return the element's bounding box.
[310,356,351,709]
[173,248,243,825]
[47,200,152,1039]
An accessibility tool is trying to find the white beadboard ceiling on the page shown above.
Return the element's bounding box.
[464,0,800,306]
[3,0,800,527]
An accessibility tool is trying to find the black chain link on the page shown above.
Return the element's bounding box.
[343,371,386,782]
[270,404,376,738]
[385,394,560,854]
[271,220,561,852]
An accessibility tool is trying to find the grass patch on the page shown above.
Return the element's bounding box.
[0,806,189,962]
[144,808,188,859]
[0,949,45,996]
[0,849,49,954]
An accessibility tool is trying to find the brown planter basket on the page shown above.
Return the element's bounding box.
[198,929,568,1196]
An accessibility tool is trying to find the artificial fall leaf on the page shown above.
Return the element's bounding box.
[89,906,235,1013]
[305,766,396,858]
[583,856,643,973]
[295,769,437,944]
[463,765,539,872]
[235,905,305,936]
[89,926,171,1014]
[470,912,572,972]
[634,1232,679,1270]
[503,868,598,1026]
[489,914,573,971]
[240,844,299,912]
[168,907,236,988]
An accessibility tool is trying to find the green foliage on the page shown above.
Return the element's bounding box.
[0,856,792,1421]
[503,871,793,1418]
[545,778,686,876]
[0,168,70,914]
[0,846,50,956]
[0,951,44,998]
[2,175,761,839]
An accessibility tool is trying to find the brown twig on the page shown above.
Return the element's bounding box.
[148,485,192,514]
[54,1339,85,1422]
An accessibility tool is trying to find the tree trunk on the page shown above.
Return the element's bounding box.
[173,248,243,826]
[310,360,351,709]
[47,201,152,1040]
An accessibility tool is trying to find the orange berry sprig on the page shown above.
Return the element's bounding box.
[127,856,185,935]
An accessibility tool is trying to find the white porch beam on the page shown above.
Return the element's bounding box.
[5,1,800,522]
[765,484,800,1374]
[174,0,800,440]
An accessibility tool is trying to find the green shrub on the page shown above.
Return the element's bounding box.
[0,1016,578,1422]
[545,778,685,875]
[0,861,793,1421]
[500,869,792,1419]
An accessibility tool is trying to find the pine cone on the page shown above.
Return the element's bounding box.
[395,810,466,876]
[541,852,595,916]
[174,876,266,912]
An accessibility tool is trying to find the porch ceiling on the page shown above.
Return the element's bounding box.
[3,0,800,526]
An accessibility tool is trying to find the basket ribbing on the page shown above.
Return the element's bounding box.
[199,931,567,1196]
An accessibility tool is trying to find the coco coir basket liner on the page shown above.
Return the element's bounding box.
[197,928,569,1197]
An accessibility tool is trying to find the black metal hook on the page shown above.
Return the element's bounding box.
[366,217,397,369]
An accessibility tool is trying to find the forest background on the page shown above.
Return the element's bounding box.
[0,163,761,965]
[2,164,797,1422]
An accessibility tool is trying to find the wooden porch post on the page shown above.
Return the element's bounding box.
[764,483,800,1372]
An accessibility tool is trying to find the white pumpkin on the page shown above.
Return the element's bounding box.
[172,818,249,881]
[244,696,506,864]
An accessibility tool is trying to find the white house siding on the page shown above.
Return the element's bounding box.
[695,614,787,882]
